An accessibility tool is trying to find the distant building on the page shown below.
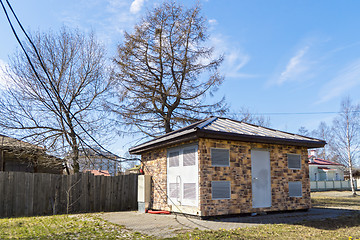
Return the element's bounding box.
[0,134,63,174]
[308,154,344,181]
[77,148,121,176]
[83,169,111,176]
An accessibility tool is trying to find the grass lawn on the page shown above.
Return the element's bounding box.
[173,191,360,240]
[175,214,360,239]
[0,214,151,239]
[1,191,360,239]
[311,191,360,210]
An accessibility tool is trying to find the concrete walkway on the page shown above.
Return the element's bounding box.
[101,208,358,238]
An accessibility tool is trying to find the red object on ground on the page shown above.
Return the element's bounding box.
[147,210,171,214]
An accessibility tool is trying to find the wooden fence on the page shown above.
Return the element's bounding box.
[310,180,358,191]
[0,171,138,218]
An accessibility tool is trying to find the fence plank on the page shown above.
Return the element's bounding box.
[0,172,5,217]
[14,172,25,217]
[5,172,14,217]
[0,172,138,217]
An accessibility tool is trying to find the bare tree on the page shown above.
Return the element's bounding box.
[312,121,333,160]
[297,126,310,136]
[0,27,113,173]
[231,107,271,127]
[331,97,360,196]
[110,1,227,137]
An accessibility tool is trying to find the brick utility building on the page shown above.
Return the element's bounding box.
[129,117,326,217]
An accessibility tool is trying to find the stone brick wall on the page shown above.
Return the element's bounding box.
[198,138,311,216]
[140,138,311,217]
[141,148,168,210]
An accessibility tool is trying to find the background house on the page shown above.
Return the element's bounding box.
[130,117,326,217]
[77,148,122,176]
[308,155,344,181]
[0,134,63,174]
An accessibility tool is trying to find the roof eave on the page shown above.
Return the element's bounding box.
[129,131,198,155]
[130,131,326,156]
[196,129,326,148]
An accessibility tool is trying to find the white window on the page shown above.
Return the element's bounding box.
[211,148,230,166]
[168,151,179,167]
[287,154,301,170]
[183,183,196,200]
[169,183,180,198]
[212,181,231,199]
[289,181,302,197]
[183,148,196,166]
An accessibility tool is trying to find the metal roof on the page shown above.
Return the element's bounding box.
[129,117,326,154]
[0,134,43,150]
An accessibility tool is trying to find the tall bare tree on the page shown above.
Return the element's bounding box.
[111,1,227,137]
[312,122,334,160]
[231,107,271,127]
[0,27,113,172]
[331,97,360,196]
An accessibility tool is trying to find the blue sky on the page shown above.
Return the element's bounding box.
[1,0,360,155]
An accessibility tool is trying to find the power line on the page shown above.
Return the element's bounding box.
[231,111,360,116]
[0,0,137,167]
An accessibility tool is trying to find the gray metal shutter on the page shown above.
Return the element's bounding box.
[289,181,302,197]
[183,148,196,166]
[287,154,301,169]
[169,183,180,198]
[169,151,179,167]
[183,183,196,199]
[211,148,230,166]
[211,181,231,199]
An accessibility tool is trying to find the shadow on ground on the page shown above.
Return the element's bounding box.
[207,207,359,227]
[296,211,360,230]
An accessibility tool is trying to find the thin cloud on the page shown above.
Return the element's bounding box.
[317,59,360,104]
[130,0,146,14]
[210,35,255,79]
[208,19,217,25]
[276,46,310,85]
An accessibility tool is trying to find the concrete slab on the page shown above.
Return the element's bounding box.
[101,208,358,238]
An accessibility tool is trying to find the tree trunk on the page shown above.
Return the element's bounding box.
[164,118,172,133]
[347,124,356,196]
[348,158,357,196]
[70,131,80,173]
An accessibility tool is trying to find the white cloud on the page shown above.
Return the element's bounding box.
[276,46,310,85]
[130,0,146,14]
[317,59,360,103]
[210,35,254,79]
[208,19,217,25]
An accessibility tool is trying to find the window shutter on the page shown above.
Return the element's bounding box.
[287,154,301,169]
[183,183,196,199]
[169,151,179,167]
[211,148,230,166]
[212,181,231,199]
[169,183,180,198]
[183,148,196,166]
[289,181,302,197]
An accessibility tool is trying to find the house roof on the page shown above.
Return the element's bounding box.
[129,117,326,154]
[318,167,337,171]
[84,169,111,176]
[0,134,43,151]
[309,157,343,166]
